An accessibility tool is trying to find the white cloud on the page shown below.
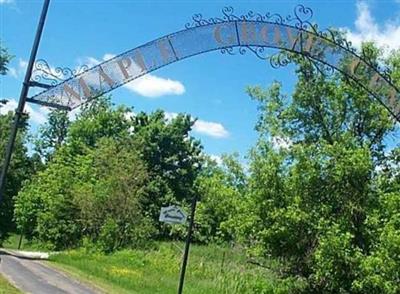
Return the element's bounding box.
[19,59,28,70]
[0,0,14,4]
[27,106,48,125]
[0,100,15,115]
[344,1,400,53]
[193,119,229,138]
[83,53,185,98]
[103,53,116,61]
[80,53,115,68]
[85,57,100,68]
[0,99,48,124]
[164,111,178,121]
[8,58,28,79]
[209,154,223,165]
[8,67,18,78]
[124,75,185,98]
[165,111,229,139]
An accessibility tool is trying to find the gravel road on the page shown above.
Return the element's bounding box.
[0,253,100,294]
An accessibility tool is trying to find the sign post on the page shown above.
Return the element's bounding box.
[158,200,198,294]
[177,195,198,294]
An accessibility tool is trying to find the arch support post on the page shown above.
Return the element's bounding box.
[0,0,51,203]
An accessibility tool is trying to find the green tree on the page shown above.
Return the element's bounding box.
[0,110,33,243]
[14,136,155,251]
[14,144,82,249]
[194,154,246,243]
[0,43,34,243]
[73,138,154,252]
[35,109,70,161]
[14,97,134,249]
[67,96,132,152]
[0,40,12,75]
[130,110,203,236]
[236,44,399,292]
[352,148,400,293]
[15,95,204,248]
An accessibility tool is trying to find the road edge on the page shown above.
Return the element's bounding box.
[0,248,49,260]
[43,261,108,294]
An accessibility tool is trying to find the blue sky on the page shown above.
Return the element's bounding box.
[1,0,400,161]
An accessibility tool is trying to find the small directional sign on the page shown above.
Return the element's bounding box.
[159,206,187,224]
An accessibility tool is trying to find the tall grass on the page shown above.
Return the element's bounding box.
[50,242,304,293]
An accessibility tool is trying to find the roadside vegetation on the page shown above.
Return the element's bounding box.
[0,274,21,294]
[1,38,400,292]
[49,242,305,294]
[2,233,44,252]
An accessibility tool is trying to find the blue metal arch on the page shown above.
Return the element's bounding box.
[28,11,400,122]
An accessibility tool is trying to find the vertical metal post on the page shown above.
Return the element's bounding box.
[177,195,198,294]
[17,234,23,250]
[0,0,51,203]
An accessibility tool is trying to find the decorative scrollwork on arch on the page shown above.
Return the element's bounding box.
[185,5,315,29]
[219,45,272,62]
[240,46,269,60]
[31,59,89,86]
[196,5,396,89]
[269,51,296,69]
[285,4,314,30]
[220,47,235,56]
[219,45,338,80]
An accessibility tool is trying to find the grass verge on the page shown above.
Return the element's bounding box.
[50,242,303,293]
[2,234,43,252]
[0,273,21,294]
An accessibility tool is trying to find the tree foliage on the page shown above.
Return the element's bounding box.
[35,109,70,161]
[15,96,203,250]
[0,111,33,242]
[233,44,400,292]
[6,37,400,293]
[130,110,203,234]
[0,43,35,243]
[0,41,12,75]
[194,153,246,243]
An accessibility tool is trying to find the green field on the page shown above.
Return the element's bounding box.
[0,274,21,294]
[49,242,302,294]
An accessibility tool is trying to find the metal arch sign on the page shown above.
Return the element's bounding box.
[28,5,400,122]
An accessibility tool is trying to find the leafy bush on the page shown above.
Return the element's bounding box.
[14,98,203,251]
[194,154,246,243]
[14,147,81,250]
[353,191,400,293]
[308,224,362,293]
